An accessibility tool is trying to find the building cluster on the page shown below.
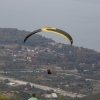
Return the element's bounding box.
[86,78,100,83]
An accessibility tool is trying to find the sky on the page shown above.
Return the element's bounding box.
[0,0,100,52]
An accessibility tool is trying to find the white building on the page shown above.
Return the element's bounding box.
[51,93,58,98]
[43,93,58,98]
[6,82,17,86]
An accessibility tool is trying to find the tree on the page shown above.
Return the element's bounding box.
[0,95,7,100]
[4,79,10,83]
[13,95,22,100]
[59,95,64,100]
[26,83,31,89]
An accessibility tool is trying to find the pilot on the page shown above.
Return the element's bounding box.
[47,68,52,74]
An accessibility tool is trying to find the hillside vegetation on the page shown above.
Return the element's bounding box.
[0,28,100,100]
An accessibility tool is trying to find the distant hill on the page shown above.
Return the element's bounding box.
[0,28,54,46]
[0,27,100,71]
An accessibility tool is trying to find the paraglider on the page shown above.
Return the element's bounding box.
[46,68,52,74]
[24,27,73,45]
[24,27,73,75]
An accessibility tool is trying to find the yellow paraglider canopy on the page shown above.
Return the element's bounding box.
[24,27,73,45]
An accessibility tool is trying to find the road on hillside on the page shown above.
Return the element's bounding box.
[0,74,86,98]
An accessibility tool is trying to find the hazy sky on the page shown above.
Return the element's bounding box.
[0,0,100,52]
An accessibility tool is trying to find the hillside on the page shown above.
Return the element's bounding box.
[0,28,54,46]
[0,28,100,69]
[0,28,100,99]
